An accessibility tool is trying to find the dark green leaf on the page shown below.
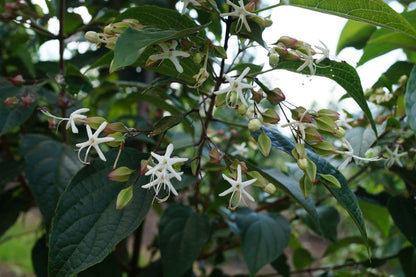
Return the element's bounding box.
[254,127,369,248]
[64,12,83,34]
[270,254,290,277]
[32,235,48,277]
[399,247,416,277]
[273,59,376,136]
[149,115,184,137]
[159,204,210,277]
[372,61,414,90]
[0,159,24,191]
[283,0,416,39]
[0,188,28,237]
[0,78,37,136]
[236,208,291,276]
[78,252,122,277]
[293,248,314,270]
[20,134,81,226]
[405,65,416,135]
[48,149,153,277]
[359,200,390,237]
[297,206,340,242]
[336,20,376,53]
[388,194,416,247]
[323,236,375,257]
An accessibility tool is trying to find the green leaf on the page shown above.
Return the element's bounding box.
[273,59,377,136]
[0,159,24,191]
[149,115,184,137]
[159,204,210,277]
[345,127,377,157]
[78,252,122,277]
[112,25,205,72]
[372,61,414,90]
[32,235,48,277]
[405,65,416,135]
[236,208,291,276]
[48,149,153,277]
[399,247,416,277]
[0,78,37,135]
[293,248,314,270]
[358,28,416,66]
[253,127,369,248]
[116,5,198,30]
[337,20,376,53]
[257,129,272,157]
[20,134,82,226]
[388,194,416,247]
[297,206,340,242]
[323,236,375,257]
[0,188,28,237]
[282,0,416,39]
[270,254,290,277]
[359,200,390,237]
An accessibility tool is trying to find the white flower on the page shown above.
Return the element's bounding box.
[385,145,407,168]
[296,44,316,75]
[75,121,115,164]
[231,142,248,157]
[179,0,201,15]
[219,165,256,210]
[220,0,256,32]
[142,144,188,202]
[148,41,190,73]
[40,107,89,133]
[314,40,330,64]
[337,138,382,170]
[213,67,254,107]
[280,109,314,140]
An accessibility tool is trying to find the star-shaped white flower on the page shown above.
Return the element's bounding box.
[179,0,201,15]
[148,41,190,73]
[231,142,248,157]
[385,145,407,168]
[213,67,254,107]
[314,40,330,64]
[142,144,188,202]
[75,121,115,164]
[336,138,382,170]
[296,43,315,75]
[40,107,89,133]
[219,165,256,210]
[221,0,256,32]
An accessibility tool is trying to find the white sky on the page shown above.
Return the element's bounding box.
[36,0,407,112]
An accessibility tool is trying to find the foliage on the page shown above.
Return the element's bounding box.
[0,0,416,277]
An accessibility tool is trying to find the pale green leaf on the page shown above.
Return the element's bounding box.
[337,20,376,54]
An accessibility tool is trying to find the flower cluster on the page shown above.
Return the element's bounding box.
[142,144,188,202]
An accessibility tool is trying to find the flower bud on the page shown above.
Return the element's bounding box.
[333,127,346,138]
[192,52,203,64]
[141,159,151,175]
[304,127,323,143]
[315,116,338,133]
[209,147,222,164]
[106,132,125,147]
[83,116,106,129]
[262,17,273,27]
[4,96,19,107]
[247,171,269,188]
[272,43,288,56]
[21,94,34,107]
[104,36,117,50]
[310,141,338,155]
[104,122,129,133]
[269,53,279,67]
[108,166,135,182]
[317,109,340,121]
[266,87,285,105]
[10,75,25,86]
[299,174,313,198]
[116,185,134,210]
[230,160,248,174]
[244,1,256,12]
[261,109,280,124]
[237,104,248,115]
[277,36,299,48]
[251,89,264,103]
[291,107,312,123]
[85,31,100,43]
[297,158,308,170]
[248,118,262,131]
[398,75,408,86]
[264,183,276,194]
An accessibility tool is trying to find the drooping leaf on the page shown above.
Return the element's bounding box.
[270,254,290,277]
[293,248,315,270]
[236,208,291,276]
[20,134,82,226]
[253,127,369,248]
[0,187,29,238]
[405,65,416,135]
[372,61,414,90]
[399,247,416,277]
[159,204,210,277]
[323,236,375,257]
[0,78,37,136]
[337,20,376,53]
[272,59,376,135]
[149,115,184,137]
[48,149,153,277]
[32,235,49,277]
[296,206,340,242]
[78,252,123,277]
[282,0,416,39]
[359,200,390,237]
[388,194,416,247]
